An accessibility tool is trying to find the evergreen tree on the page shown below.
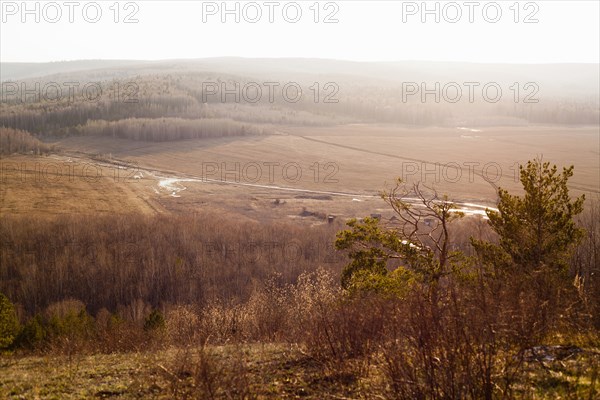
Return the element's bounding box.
[473,157,585,274]
[0,292,20,349]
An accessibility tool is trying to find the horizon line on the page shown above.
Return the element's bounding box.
[2,57,599,65]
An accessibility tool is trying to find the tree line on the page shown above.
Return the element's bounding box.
[0,127,54,155]
[1,74,597,141]
[73,117,268,141]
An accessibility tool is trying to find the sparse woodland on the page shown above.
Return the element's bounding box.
[0,127,54,155]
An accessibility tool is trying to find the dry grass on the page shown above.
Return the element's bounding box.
[2,342,597,399]
[0,344,366,399]
[0,154,162,215]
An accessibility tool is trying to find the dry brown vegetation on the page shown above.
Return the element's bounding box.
[73,117,268,142]
[0,154,161,216]
[1,200,598,398]
[54,124,599,209]
[0,213,343,315]
[0,127,54,155]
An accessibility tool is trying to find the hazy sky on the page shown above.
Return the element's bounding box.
[1,0,599,63]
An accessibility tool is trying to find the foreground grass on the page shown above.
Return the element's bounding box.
[1,343,598,399]
[0,344,371,399]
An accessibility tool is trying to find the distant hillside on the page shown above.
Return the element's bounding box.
[0,58,598,138]
[0,60,152,81]
[2,58,599,98]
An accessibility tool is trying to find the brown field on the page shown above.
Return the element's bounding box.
[0,154,163,216]
[2,124,598,220]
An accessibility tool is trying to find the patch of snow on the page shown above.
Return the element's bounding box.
[457,127,483,133]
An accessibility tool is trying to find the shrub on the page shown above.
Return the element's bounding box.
[0,292,20,349]
[15,315,45,349]
[144,309,166,332]
[31,299,96,353]
[165,305,200,344]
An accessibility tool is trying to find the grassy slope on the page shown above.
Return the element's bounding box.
[1,344,598,399]
[0,344,367,400]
